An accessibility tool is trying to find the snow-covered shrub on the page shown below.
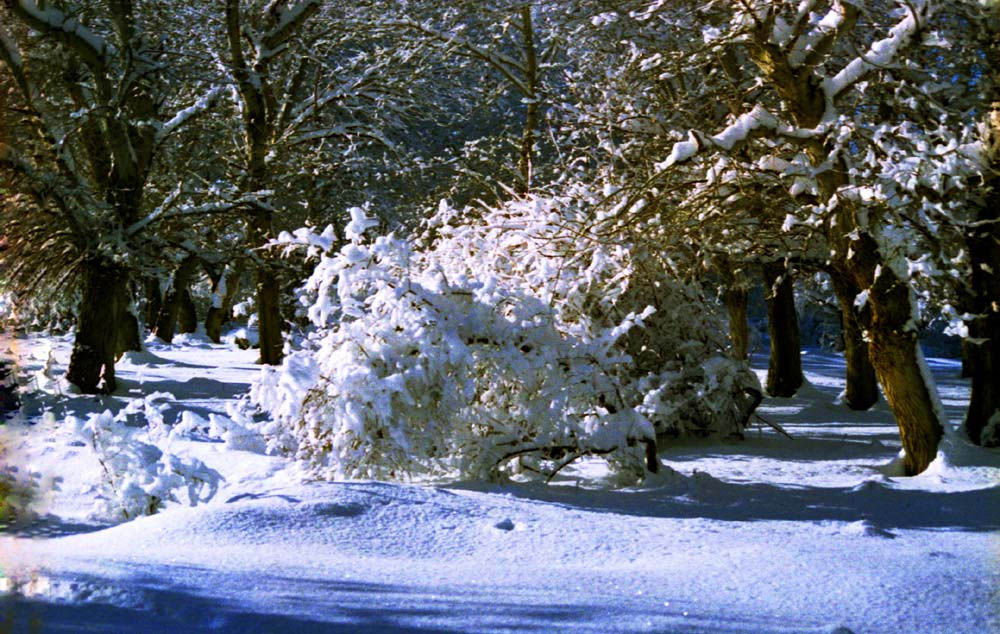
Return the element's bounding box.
[70,409,221,521]
[252,194,759,481]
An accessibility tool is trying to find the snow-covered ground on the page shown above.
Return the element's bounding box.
[1,335,998,633]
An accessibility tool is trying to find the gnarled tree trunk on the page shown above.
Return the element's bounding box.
[762,260,803,397]
[66,258,130,393]
[849,233,944,475]
[829,272,879,410]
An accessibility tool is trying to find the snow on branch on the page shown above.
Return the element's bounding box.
[824,0,934,99]
[10,0,109,71]
[155,86,225,144]
[659,105,825,170]
[259,0,320,56]
[786,0,858,69]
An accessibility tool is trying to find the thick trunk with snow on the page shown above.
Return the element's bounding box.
[66,259,131,393]
[850,233,944,474]
[762,261,802,397]
[830,273,879,410]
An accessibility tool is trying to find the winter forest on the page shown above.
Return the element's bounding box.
[0,0,998,632]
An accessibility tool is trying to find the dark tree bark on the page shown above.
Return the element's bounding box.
[851,233,944,475]
[829,272,879,410]
[762,260,803,397]
[178,289,197,334]
[723,286,749,361]
[255,246,284,364]
[963,26,1000,447]
[0,359,19,416]
[962,149,1000,445]
[144,277,162,329]
[153,256,198,343]
[116,310,142,358]
[960,339,972,379]
[66,259,130,393]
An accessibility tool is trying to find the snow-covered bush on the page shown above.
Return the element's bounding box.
[71,409,221,521]
[253,195,759,481]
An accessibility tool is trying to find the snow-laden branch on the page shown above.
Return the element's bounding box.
[824,0,934,99]
[258,0,320,59]
[658,105,827,170]
[10,0,109,72]
[787,0,858,69]
[155,86,224,144]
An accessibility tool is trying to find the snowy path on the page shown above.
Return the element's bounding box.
[1,338,998,633]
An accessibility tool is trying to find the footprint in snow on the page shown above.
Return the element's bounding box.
[493,518,515,531]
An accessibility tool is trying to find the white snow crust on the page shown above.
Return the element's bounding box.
[1,337,997,633]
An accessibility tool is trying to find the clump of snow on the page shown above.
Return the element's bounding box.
[69,409,221,522]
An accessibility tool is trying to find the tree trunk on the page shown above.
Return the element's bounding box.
[206,262,244,343]
[256,260,283,364]
[178,289,197,334]
[850,233,944,475]
[723,286,749,361]
[66,259,130,393]
[829,273,879,410]
[516,5,538,194]
[762,260,803,397]
[960,339,972,379]
[0,359,19,416]
[963,29,1000,447]
[116,309,142,358]
[144,277,162,330]
[153,255,198,343]
[962,152,1000,446]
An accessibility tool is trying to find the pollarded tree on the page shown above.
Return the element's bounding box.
[0,0,224,392]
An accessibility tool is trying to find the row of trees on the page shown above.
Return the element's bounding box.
[1,0,998,475]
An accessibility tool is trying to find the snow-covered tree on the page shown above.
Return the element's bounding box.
[0,0,224,392]
[609,0,984,474]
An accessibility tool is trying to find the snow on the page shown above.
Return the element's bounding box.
[155,86,224,143]
[15,0,108,62]
[1,338,998,633]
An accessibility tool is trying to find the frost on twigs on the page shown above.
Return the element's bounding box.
[252,193,758,482]
[70,408,221,522]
